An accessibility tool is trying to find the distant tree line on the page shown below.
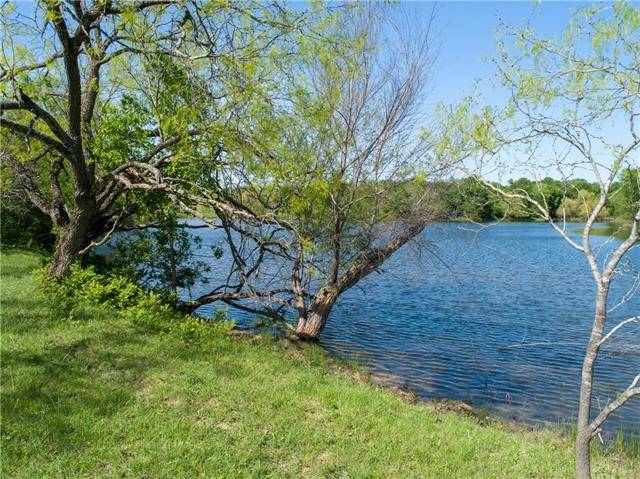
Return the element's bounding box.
[433,170,638,223]
[2,168,637,252]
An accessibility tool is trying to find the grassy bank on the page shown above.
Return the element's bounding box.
[1,250,637,478]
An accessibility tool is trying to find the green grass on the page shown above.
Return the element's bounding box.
[1,249,637,478]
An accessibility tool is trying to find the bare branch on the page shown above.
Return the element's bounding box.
[589,374,640,437]
[598,317,640,347]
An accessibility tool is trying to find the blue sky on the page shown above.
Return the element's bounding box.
[6,0,591,106]
[415,1,635,182]
[9,0,583,106]
[427,1,580,105]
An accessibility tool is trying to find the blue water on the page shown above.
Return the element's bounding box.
[167,222,640,433]
[320,223,639,434]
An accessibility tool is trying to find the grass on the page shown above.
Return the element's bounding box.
[1,249,637,478]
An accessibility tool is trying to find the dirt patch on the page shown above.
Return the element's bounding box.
[165,397,182,407]
[216,421,235,431]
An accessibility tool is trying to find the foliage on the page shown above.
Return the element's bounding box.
[435,177,503,222]
[0,184,55,250]
[608,168,640,220]
[432,172,637,223]
[109,206,222,299]
[89,95,154,173]
[559,190,603,221]
[36,263,148,321]
[1,0,331,277]
[35,259,231,342]
[179,4,456,338]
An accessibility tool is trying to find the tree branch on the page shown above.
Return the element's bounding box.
[589,374,640,437]
[0,118,70,155]
[598,316,640,347]
[337,221,427,294]
[12,90,73,147]
[1,149,56,221]
[44,0,83,145]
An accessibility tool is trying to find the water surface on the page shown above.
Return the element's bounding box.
[186,222,639,434]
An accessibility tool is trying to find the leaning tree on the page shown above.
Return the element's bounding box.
[0,0,313,278]
[458,3,640,477]
[166,5,457,340]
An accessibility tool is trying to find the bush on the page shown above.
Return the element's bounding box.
[36,264,232,341]
[106,206,222,300]
[36,264,147,319]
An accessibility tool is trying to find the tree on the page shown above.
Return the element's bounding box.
[559,190,604,221]
[445,177,498,222]
[0,0,313,278]
[169,4,455,340]
[109,204,221,299]
[501,177,565,220]
[461,3,640,477]
[607,168,640,220]
[0,167,55,250]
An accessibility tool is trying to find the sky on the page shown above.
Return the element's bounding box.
[413,1,635,182]
[7,0,586,106]
[425,1,580,105]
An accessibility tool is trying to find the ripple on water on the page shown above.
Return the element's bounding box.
[186,222,639,435]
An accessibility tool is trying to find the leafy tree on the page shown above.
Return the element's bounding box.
[450,177,497,222]
[0,170,55,250]
[171,5,459,340]
[110,205,222,299]
[1,0,316,278]
[559,190,607,221]
[504,178,564,220]
[567,178,600,198]
[607,168,640,220]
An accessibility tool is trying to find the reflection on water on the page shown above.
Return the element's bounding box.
[183,222,639,434]
[588,223,633,241]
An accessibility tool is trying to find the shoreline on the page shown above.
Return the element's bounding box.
[236,326,640,452]
[2,248,638,477]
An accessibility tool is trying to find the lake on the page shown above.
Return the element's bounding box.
[173,222,640,435]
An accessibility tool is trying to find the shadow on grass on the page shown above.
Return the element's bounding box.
[2,328,156,445]
[1,249,289,471]
[2,303,248,462]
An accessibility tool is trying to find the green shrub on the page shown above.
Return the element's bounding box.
[36,264,147,319]
[168,309,232,343]
[120,294,178,332]
[122,296,233,343]
[35,264,233,341]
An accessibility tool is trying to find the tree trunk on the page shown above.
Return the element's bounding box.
[575,285,608,479]
[49,212,95,279]
[576,354,595,479]
[168,229,178,295]
[295,287,337,340]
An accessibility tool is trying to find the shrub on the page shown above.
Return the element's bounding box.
[36,264,147,319]
[36,264,233,342]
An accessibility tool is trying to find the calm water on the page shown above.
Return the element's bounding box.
[179,222,640,434]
